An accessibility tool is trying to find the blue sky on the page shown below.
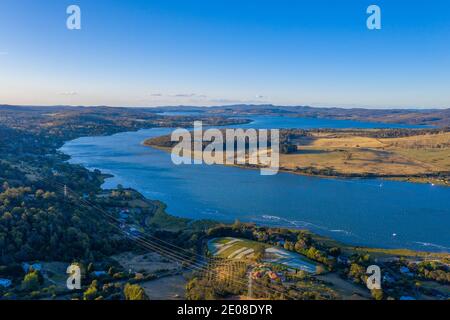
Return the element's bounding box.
[0,0,449,108]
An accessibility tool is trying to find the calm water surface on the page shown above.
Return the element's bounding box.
[60,116,450,252]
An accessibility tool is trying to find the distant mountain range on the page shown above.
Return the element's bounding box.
[2,104,449,127]
[149,104,450,127]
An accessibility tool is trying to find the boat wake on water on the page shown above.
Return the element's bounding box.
[255,215,359,239]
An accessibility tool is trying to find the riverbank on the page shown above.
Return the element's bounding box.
[144,143,450,186]
[62,125,450,252]
[143,128,450,186]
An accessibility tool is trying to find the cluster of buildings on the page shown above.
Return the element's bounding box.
[250,265,284,282]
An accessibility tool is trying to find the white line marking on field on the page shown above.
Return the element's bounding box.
[235,248,254,259]
[228,247,249,259]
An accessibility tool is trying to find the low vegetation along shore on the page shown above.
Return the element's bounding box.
[145,128,450,186]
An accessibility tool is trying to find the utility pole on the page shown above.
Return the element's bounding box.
[248,272,253,299]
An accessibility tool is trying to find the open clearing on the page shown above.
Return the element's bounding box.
[140,274,187,300]
[112,251,182,274]
[280,131,450,184]
[145,129,450,185]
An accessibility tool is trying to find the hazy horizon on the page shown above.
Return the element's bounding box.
[1,103,449,111]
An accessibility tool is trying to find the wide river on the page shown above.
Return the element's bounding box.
[60,115,450,252]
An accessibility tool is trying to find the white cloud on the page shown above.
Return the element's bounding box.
[148,92,208,99]
[144,92,270,106]
[172,93,196,98]
[59,91,78,96]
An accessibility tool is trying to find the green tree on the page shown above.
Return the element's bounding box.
[253,245,265,262]
[123,283,148,300]
[349,263,366,284]
[83,280,98,300]
[232,219,242,231]
[371,289,383,300]
[22,270,40,292]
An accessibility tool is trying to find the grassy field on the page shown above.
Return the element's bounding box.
[208,237,267,259]
[280,131,450,185]
[145,129,450,185]
[208,237,318,273]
